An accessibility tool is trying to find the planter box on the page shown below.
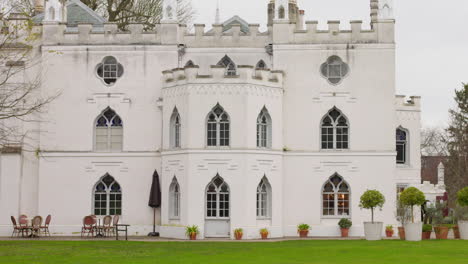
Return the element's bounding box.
[459,221,468,240]
[364,222,382,241]
[404,223,422,241]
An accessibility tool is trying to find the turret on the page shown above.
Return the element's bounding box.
[371,0,394,22]
[44,0,67,23]
[162,0,178,22]
[268,0,299,25]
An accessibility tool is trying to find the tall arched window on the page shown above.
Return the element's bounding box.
[206,174,230,218]
[278,6,286,19]
[257,107,272,148]
[322,174,350,217]
[217,55,237,76]
[396,128,408,164]
[95,108,123,152]
[93,174,122,216]
[170,108,181,149]
[169,177,180,219]
[206,104,230,147]
[257,177,272,219]
[321,108,349,150]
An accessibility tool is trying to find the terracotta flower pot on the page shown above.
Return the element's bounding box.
[453,226,460,239]
[234,232,243,240]
[422,231,431,240]
[189,233,197,240]
[260,233,268,240]
[340,228,349,238]
[434,226,449,240]
[385,230,394,238]
[298,230,309,238]
[398,227,406,240]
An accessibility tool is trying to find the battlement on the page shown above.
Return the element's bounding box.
[39,19,394,47]
[395,95,421,110]
[162,65,284,89]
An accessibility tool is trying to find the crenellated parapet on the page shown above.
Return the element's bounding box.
[161,65,284,89]
[40,19,394,46]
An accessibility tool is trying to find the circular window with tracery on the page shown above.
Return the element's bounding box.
[320,56,349,85]
[96,56,124,85]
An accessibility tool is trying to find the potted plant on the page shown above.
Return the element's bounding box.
[234,228,243,240]
[385,225,394,238]
[338,219,352,238]
[259,228,269,240]
[399,187,426,241]
[185,225,200,240]
[422,224,432,240]
[359,190,385,240]
[432,202,449,240]
[456,187,468,240]
[297,224,310,238]
[396,200,411,240]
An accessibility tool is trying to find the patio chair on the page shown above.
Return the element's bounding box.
[102,215,113,237]
[40,215,51,237]
[81,216,96,238]
[10,216,25,238]
[18,215,30,237]
[31,216,43,237]
[110,215,120,237]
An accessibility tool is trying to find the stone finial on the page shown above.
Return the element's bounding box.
[44,0,67,23]
[162,0,178,22]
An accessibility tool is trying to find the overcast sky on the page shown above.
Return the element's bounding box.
[191,0,468,127]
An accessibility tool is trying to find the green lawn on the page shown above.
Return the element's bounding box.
[0,240,467,264]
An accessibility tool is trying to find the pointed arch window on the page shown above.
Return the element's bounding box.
[93,174,122,216]
[169,177,180,219]
[257,108,272,148]
[170,108,181,149]
[96,56,124,85]
[322,174,350,217]
[95,108,123,152]
[185,60,195,67]
[321,108,349,150]
[207,104,230,147]
[206,174,230,219]
[256,60,267,69]
[396,128,408,164]
[217,55,237,76]
[278,5,286,19]
[257,177,272,219]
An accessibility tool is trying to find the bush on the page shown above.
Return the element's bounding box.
[455,206,468,221]
[457,187,468,207]
[399,187,426,223]
[422,224,433,232]
[338,218,352,229]
[297,224,310,231]
[359,190,386,223]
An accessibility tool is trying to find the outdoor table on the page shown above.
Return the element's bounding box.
[115,224,130,241]
[95,218,104,238]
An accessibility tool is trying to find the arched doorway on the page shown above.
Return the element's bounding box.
[205,174,230,237]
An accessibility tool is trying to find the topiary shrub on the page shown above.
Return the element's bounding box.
[338,218,352,229]
[399,187,426,223]
[359,190,386,223]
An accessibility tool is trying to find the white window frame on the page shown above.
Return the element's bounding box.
[256,177,272,219]
[320,56,349,85]
[92,174,122,216]
[217,55,237,76]
[396,127,409,165]
[257,107,272,149]
[205,174,230,220]
[320,108,349,150]
[206,104,230,148]
[169,177,180,220]
[170,108,181,149]
[94,108,123,152]
[321,174,351,219]
[96,56,124,86]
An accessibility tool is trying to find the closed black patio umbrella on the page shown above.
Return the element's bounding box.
[148,170,161,236]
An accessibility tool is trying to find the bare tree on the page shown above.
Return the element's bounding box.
[444,84,468,206]
[82,0,196,30]
[421,126,448,156]
[0,5,58,151]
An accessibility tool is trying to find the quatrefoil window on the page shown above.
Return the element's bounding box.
[96,56,124,85]
[320,56,349,85]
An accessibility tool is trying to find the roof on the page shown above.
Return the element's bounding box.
[208,15,250,34]
[33,0,106,27]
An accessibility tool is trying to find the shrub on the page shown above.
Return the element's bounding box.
[457,187,468,207]
[422,224,433,232]
[297,224,310,231]
[338,218,352,229]
[385,225,393,231]
[259,228,269,235]
[399,187,426,223]
[185,225,199,237]
[455,206,468,221]
[234,228,243,234]
[359,190,386,223]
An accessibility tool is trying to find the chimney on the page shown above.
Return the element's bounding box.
[296,10,305,30]
[34,0,44,15]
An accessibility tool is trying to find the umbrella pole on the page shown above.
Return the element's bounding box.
[148,207,159,236]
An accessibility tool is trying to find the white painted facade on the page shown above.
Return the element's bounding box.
[1,0,424,239]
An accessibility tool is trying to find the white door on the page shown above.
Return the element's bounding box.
[205,175,230,238]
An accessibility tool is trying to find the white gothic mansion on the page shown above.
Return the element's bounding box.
[0,0,433,239]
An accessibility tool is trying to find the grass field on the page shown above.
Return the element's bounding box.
[1,240,468,264]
